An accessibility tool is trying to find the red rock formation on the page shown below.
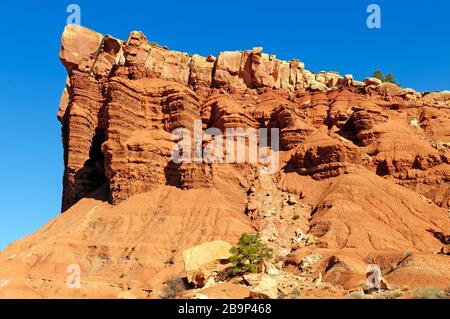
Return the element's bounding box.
[0,25,449,298]
[57,25,450,211]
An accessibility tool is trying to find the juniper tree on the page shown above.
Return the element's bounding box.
[229,233,273,275]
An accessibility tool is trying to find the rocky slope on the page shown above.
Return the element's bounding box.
[0,25,449,298]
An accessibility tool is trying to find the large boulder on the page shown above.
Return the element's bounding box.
[59,24,103,72]
[182,240,232,287]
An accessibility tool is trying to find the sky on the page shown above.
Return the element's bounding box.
[0,0,449,250]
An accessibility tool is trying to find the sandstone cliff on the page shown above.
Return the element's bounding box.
[0,25,448,298]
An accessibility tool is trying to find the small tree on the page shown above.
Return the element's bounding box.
[229,233,273,275]
[373,70,384,81]
[371,70,400,86]
[384,73,397,84]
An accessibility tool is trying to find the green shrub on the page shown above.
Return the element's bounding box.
[372,70,400,86]
[229,233,273,276]
[373,70,384,81]
[384,73,397,84]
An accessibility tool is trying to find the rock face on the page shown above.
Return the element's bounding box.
[0,25,449,298]
[57,25,450,213]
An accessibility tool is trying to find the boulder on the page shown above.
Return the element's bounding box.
[316,71,342,89]
[421,91,450,106]
[398,88,422,101]
[59,24,103,72]
[352,80,366,87]
[182,240,232,287]
[244,273,278,299]
[344,74,354,80]
[309,81,329,92]
[364,77,382,86]
[378,82,402,95]
[260,260,280,275]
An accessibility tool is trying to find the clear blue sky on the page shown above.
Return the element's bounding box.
[0,0,449,250]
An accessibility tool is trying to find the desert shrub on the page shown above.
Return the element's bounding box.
[413,286,441,299]
[229,233,273,276]
[161,276,189,299]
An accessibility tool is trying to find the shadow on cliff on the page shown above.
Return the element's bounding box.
[334,118,359,146]
[164,160,182,188]
[63,129,109,211]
